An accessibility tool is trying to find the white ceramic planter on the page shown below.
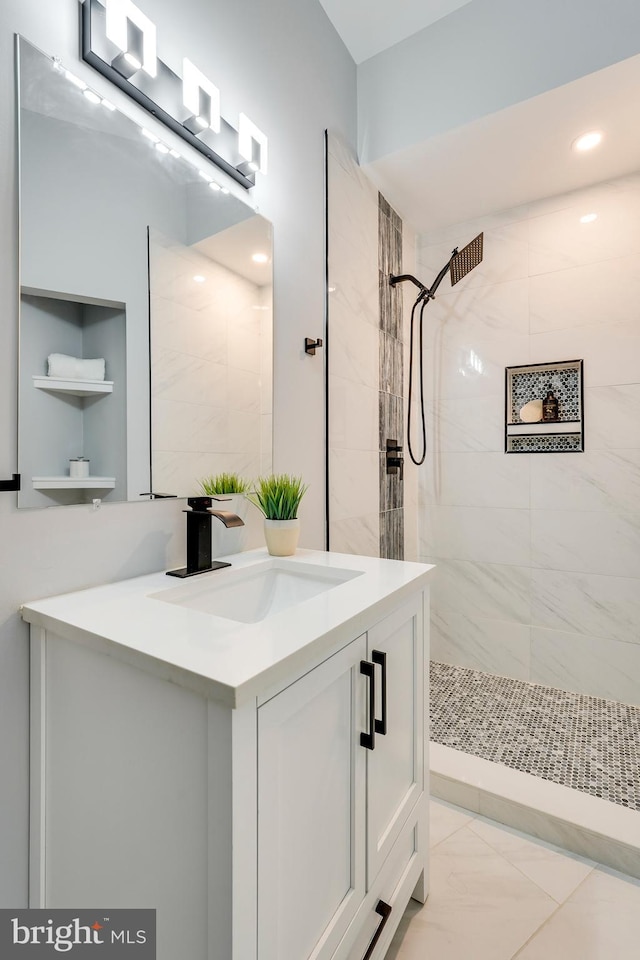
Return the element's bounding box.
[263,518,300,557]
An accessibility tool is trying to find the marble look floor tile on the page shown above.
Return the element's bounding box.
[515,867,640,960]
[468,817,595,904]
[429,799,474,849]
[386,826,556,960]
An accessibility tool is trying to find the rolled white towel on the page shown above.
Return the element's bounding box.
[47,353,106,381]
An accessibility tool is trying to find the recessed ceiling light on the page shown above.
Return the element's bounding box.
[573,131,603,152]
[580,213,598,224]
[193,275,206,283]
[252,253,269,264]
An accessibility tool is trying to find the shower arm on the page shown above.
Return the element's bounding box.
[389,247,458,302]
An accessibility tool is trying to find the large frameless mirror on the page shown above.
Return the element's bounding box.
[17,36,273,508]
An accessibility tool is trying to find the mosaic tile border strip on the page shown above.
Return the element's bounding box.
[508,434,583,453]
[430,661,640,811]
[379,192,404,561]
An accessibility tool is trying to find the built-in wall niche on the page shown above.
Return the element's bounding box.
[505,359,584,454]
[18,291,127,507]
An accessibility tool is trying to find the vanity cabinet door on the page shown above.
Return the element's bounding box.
[366,595,424,886]
[257,635,367,960]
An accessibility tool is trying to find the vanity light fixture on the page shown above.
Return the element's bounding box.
[239,113,268,174]
[573,130,602,152]
[105,0,157,78]
[182,58,221,136]
[580,213,598,223]
[82,0,267,188]
[252,253,269,264]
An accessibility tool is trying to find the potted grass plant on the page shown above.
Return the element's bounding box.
[197,472,250,553]
[199,472,250,497]
[247,474,308,556]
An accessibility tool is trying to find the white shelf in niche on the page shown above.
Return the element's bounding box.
[33,375,113,397]
[506,420,580,436]
[32,477,116,491]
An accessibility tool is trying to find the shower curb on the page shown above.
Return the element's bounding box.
[430,742,640,880]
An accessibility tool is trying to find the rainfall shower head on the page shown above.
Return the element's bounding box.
[449,232,484,286]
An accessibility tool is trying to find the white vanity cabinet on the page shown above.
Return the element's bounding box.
[257,594,426,960]
[23,550,431,960]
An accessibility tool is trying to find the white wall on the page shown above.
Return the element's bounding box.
[358,0,640,166]
[418,171,640,705]
[0,0,355,906]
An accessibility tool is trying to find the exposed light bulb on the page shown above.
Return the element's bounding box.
[573,131,602,152]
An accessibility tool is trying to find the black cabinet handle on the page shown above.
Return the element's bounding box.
[360,660,375,750]
[362,899,392,960]
[372,650,387,736]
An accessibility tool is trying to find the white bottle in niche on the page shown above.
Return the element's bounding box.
[69,457,90,478]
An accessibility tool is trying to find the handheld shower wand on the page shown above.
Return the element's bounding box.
[390,232,484,465]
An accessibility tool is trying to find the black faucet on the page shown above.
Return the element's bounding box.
[166,497,245,578]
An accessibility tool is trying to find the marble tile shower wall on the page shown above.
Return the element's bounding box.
[417,172,640,706]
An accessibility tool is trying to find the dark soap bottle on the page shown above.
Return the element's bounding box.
[542,386,559,422]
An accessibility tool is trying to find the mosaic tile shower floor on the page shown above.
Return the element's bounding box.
[430,661,640,811]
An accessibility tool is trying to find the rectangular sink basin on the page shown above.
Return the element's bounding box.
[150,559,363,623]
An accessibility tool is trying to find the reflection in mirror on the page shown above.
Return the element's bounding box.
[17,36,273,508]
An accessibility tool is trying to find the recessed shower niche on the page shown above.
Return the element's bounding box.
[505,359,584,454]
[18,291,127,507]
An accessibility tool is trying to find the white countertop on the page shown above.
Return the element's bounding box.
[22,548,433,707]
